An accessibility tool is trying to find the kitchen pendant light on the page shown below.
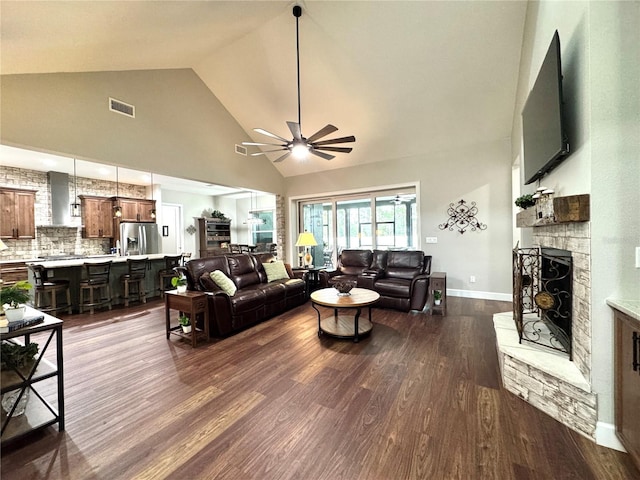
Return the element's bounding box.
[113,166,122,218]
[70,158,81,217]
[246,192,264,226]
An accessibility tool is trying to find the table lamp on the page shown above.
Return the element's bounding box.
[295,231,317,268]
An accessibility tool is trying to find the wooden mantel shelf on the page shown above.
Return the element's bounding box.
[516,194,590,228]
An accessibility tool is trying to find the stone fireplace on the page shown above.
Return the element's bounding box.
[495,219,596,440]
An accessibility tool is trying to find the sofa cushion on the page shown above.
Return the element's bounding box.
[210,270,237,296]
[339,250,373,276]
[385,251,425,280]
[374,277,411,298]
[263,260,290,282]
[227,254,261,289]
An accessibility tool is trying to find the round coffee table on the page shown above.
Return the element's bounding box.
[310,287,380,342]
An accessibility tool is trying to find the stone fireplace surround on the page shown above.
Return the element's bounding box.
[494,221,597,440]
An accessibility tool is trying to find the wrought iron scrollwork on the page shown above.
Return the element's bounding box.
[438,199,487,234]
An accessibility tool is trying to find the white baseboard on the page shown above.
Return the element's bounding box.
[447,289,512,302]
[595,422,626,452]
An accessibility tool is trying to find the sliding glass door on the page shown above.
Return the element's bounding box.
[299,188,418,268]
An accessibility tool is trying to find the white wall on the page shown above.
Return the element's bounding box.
[285,139,514,298]
[513,0,640,439]
[0,69,285,195]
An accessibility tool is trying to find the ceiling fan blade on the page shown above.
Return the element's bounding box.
[306,124,338,143]
[312,135,356,146]
[287,121,303,142]
[314,146,353,153]
[254,128,290,143]
[273,151,291,163]
[250,149,287,156]
[309,149,335,161]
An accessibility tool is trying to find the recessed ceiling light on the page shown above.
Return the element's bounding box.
[98,167,110,176]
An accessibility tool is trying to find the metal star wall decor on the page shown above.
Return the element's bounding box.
[439,199,487,234]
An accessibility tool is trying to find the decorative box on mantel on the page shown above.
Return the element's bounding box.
[516,194,590,228]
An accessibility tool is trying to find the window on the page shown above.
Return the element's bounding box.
[251,210,274,244]
[299,188,418,265]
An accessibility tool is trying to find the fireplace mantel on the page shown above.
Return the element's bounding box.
[516,194,590,228]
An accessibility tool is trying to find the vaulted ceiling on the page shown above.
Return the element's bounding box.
[1,1,527,178]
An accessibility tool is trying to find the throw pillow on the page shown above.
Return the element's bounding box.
[210,270,237,296]
[263,260,290,283]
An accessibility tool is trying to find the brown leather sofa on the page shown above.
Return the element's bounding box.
[320,249,431,312]
[179,253,306,336]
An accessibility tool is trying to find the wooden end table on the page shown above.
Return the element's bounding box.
[164,290,209,347]
[310,287,380,343]
[429,272,447,315]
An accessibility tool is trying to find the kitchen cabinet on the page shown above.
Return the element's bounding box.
[79,195,114,238]
[614,308,640,471]
[116,197,156,223]
[0,188,36,240]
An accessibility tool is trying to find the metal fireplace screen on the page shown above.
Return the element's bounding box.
[513,247,573,358]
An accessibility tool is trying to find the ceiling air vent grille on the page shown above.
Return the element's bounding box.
[235,144,248,156]
[109,97,135,118]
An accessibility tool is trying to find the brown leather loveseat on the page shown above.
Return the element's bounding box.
[179,253,306,336]
[320,249,431,312]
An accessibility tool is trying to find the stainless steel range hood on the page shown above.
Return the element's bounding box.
[40,171,77,227]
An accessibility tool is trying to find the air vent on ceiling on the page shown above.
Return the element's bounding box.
[109,97,135,118]
[235,144,248,156]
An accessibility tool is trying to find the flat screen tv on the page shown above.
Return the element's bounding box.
[522,30,570,185]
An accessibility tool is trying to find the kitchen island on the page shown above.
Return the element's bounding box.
[27,254,172,312]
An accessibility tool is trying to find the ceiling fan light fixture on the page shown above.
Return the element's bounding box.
[292,142,309,159]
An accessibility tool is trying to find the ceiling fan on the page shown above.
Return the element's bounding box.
[390,194,415,205]
[243,5,355,163]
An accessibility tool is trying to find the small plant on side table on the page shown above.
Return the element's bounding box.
[1,280,33,320]
[171,275,187,293]
[433,290,442,306]
[178,314,191,333]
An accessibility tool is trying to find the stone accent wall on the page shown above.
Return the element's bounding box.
[275,194,286,261]
[1,166,146,260]
[498,345,597,440]
[532,222,591,380]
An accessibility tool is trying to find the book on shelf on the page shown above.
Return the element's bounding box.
[0,315,45,334]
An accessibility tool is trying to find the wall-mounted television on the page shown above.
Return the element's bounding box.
[522,30,570,185]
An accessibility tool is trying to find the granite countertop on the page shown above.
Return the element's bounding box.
[26,253,168,268]
[606,298,640,322]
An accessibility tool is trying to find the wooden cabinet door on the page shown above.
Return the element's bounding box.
[118,198,139,222]
[99,198,115,237]
[15,191,35,239]
[0,190,17,239]
[136,199,156,222]
[0,188,35,239]
[615,310,640,469]
[81,196,114,238]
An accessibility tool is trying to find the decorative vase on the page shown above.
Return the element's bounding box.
[177,285,187,293]
[5,306,26,321]
[2,388,29,417]
[181,325,192,333]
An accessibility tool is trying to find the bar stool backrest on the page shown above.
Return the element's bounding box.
[164,255,182,270]
[30,264,48,286]
[127,258,148,279]
[229,244,241,253]
[85,261,112,285]
[181,252,192,265]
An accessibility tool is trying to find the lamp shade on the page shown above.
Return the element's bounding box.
[295,232,317,247]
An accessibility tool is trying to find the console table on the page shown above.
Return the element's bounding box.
[1,307,64,446]
[429,272,447,315]
[164,290,209,347]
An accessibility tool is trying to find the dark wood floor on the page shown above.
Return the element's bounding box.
[1,297,637,479]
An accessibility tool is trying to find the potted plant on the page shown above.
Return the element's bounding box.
[515,194,536,210]
[178,315,191,333]
[171,275,188,293]
[0,280,33,321]
[210,209,230,222]
[1,340,38,417]
[433,290,442,306]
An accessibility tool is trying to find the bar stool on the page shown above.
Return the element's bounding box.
[157,254,182,298]
[121,257,148,307]
[79,261,113,314]
[181,252,192,265]
[30,265,73,314]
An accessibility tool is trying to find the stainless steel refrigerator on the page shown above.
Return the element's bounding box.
[120,222,159,256]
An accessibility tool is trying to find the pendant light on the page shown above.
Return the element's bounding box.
[150,172,156,219]
[113,166,122,218]
[246,191,264,226]
[70,158,81,217]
